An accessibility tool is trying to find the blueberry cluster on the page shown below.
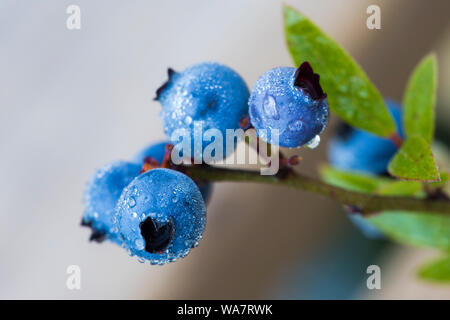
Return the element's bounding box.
[83,61,330,264]
[82,142,211,264]
[327,100,404,238]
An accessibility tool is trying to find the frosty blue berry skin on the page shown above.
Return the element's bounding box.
[156,62,250,159]
[327,100,403,239]
[328,100,403,174]
[114,168,206,265]
[249,62,329,148]
[82,161,141,243]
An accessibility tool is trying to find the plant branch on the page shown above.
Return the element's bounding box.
[186,165,450,216]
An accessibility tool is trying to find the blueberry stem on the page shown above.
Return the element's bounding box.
[185,166,450,216]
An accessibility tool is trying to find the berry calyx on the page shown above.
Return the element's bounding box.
[293,62,326,101]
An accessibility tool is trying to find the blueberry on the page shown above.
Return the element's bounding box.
[249,62,329,148]
[328,100,403,174]
[132,141,168,164]
[114,168,206,264]
[133,141,213,204]
[347,214,384,239]
[156,62,250,159]
[327,100,403,239]
[82,161,141,243]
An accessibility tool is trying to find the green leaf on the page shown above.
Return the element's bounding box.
[388,136,440,181]
[319,165,389,193]
[403,54,437,144]
[319,165,424,196]
[376,180,424,197]
[320,165,449,250]
[418,255,450,283]
[429,172,449,192]
[283,5,396,137]
[369,178,449,250]
[369,211,450,250]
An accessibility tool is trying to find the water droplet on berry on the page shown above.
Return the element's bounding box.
[128,196,136,208]
[305,135,320,149]
[184,116,192,125]
[135,238,145,250]
[263,95,280,120]
[137,257,145,263]
[288,119,304,132]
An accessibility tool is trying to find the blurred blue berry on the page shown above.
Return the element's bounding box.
[249,62,329,148]
[82,161,141,243]
[156,62,250,159]
[114,168,206,265]
[347,214,385,239]
[328,100,403,174]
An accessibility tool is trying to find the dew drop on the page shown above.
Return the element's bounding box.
[263,95,280,120]
[135,238,145,250]
[128,196,136,208]
[305,135,320,149]
[288,119,304,132]
[137,257,145,263]
[184,116,193,125]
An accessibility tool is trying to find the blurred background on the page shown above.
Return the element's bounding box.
[0,0,449,299]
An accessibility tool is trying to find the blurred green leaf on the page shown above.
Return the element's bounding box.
[376,180,424,197]
[369,212,450,250]
[320,165,424,196]
[319,165,389,193]
[321,165,450,250]
[369,176,449,250]
[418,255,450,283]
[283,5,396,137]
[429,172,449,193]
[388,136,440,181]
[403,54,437,144]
